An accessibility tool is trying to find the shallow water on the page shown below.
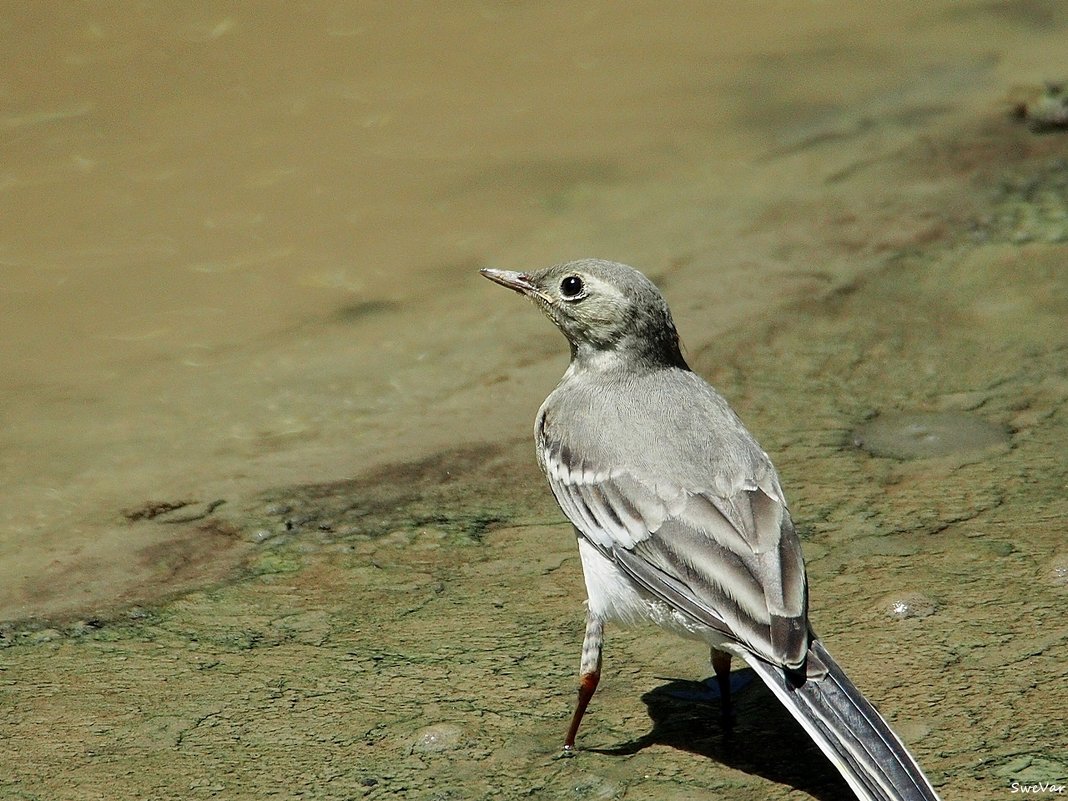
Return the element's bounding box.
[2,3,1067,800]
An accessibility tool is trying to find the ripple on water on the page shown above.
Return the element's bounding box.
[853,410,1009,460]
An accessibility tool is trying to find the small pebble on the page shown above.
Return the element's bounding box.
[571,774,622,800]
[410,723,464,753]
[1048,553,1068,587]
[879,591,938,620]
[854,410,1008,460]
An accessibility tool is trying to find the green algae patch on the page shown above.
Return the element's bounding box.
[249,443,538,548]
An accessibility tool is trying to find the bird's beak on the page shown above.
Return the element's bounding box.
[479,268,551,303]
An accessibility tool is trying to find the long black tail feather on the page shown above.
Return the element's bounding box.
[740,638,940,801]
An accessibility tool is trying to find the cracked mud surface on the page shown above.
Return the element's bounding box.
[3,125,1068,800]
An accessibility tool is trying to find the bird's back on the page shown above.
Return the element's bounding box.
[537,364,779,499]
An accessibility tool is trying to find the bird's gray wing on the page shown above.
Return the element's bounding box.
[542,438,808,668]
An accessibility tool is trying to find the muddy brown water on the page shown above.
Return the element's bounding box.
[2,4,1068,800]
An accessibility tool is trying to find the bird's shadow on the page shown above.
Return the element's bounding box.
[590,670,856,801]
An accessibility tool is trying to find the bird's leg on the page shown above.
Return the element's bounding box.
[563,614,603,751]
[711,647,734,729]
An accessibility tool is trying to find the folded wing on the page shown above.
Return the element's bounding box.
[542,437,808,669]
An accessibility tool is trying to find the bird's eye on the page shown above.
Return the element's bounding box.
[560,275,584,299]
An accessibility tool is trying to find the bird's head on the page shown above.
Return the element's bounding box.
[480,259,688,371]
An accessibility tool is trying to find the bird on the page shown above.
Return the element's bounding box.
[480,259,940,801]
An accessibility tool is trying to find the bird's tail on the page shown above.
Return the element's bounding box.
[739,638,940,801]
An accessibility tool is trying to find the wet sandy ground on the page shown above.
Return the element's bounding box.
[3,4,1068,801]
[3,0,1064,623]
[4,123,1068,799]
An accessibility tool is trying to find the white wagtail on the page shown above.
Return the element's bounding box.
[481,259,940,801]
